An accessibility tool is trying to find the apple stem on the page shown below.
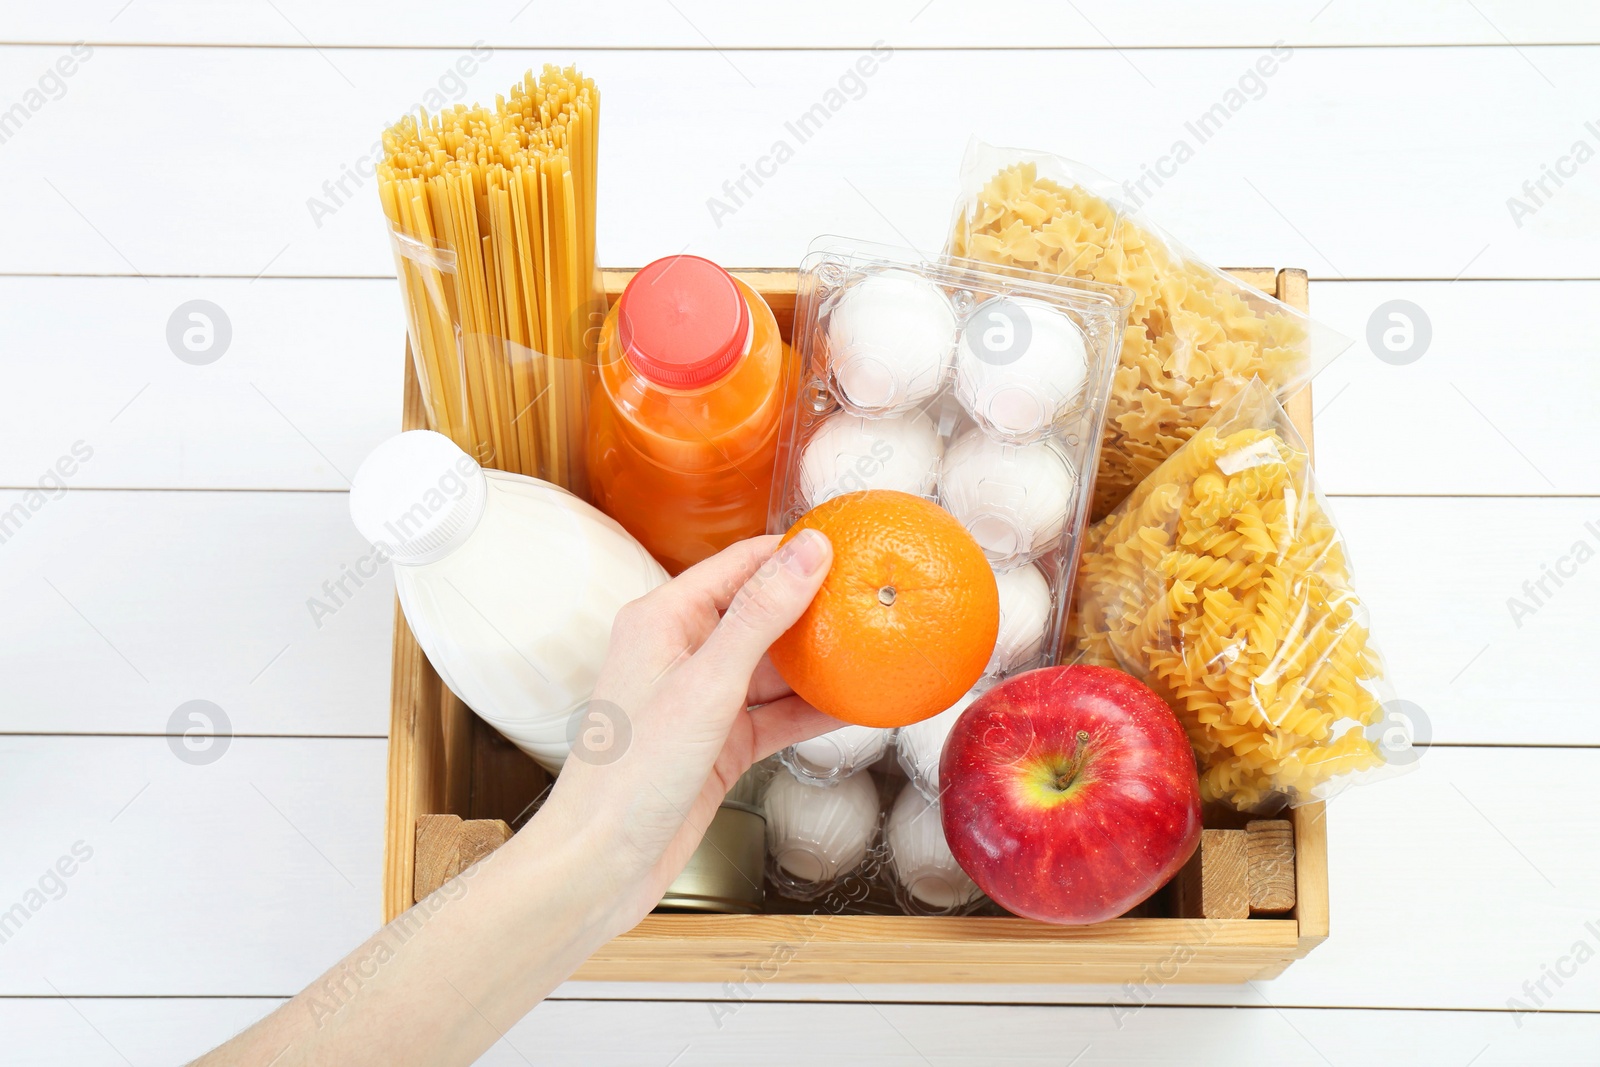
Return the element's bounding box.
[1053,731,1094,792]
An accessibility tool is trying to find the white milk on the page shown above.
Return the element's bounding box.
[350,431,667,772]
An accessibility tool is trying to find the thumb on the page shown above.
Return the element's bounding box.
[698,529,831,684]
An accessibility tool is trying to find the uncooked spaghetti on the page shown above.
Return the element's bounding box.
[379,65,600,495]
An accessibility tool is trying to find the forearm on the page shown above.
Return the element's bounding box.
[192,534,830,1066]
[196,795,628,1066]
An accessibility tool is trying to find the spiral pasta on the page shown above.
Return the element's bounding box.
[1073,417,1389,810]
[950,160,1316,519]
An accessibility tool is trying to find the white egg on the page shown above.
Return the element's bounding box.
[762,766,880,892]
[826,269,957,415]
[938,429,1077,567]
[886,782,982,913]
[797,410,943,509]
[955,297,1089,440]
[784,723,894,783]
[896,687,981,803]
[988,563,1054,676]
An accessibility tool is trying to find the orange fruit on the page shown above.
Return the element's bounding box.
[769,489,1000,728]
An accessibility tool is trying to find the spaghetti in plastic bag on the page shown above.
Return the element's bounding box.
[1072,379,1414,811]
[378,65,603,496]
[946,139,1351,519]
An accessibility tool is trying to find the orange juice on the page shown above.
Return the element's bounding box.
[587,256,789,574]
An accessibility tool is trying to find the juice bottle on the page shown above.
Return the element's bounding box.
[587,255,790,574]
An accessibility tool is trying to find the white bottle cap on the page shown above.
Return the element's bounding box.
[349,431,488,566]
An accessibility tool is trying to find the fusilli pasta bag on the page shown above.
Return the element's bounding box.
[946,140,1351,520]
[1071,379,1415,812]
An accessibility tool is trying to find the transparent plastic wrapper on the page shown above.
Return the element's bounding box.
[1071,379,1415,811]
[946,140,1352,519]
[782,724,895,785]
[772,237,1132,683]
[762,765,882,902]
[884,782,984,915]
[378,66,604,495]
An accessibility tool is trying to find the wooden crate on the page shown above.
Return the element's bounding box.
[383,267,1328,984]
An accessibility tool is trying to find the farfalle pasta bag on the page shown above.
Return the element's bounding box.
[1071,379,1414,812]
[946,140,1351,519]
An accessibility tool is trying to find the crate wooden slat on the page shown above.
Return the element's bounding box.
[1246,819,1298,915]
[384,267,1328,984]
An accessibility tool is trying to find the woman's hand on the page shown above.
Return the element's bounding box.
[193,532,834,1067]
[540,530,836,935]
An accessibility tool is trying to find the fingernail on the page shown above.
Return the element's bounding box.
[780,529,829,577]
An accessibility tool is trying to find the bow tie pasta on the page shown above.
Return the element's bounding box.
[947,143,1347,520]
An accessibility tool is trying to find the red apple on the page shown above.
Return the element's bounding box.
[939,665,1201,925]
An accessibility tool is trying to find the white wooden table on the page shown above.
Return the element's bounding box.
[2,4,1598,1063]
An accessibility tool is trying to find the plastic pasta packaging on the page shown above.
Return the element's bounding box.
[378,66,602,496]
[1071,379,1414,811]
[945,140,1350,519]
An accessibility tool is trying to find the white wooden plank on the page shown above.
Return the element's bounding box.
[506,1001,1596,1067]
[1334,497,1600,747]
[1269,744,1599,1012]
[0,45,1594,280]
[0,276,402,492]
[2,489,1591,744]
[1310,280,1600,496]
[0,998,282,1067]
[4,277,1595,497]
[3,1,1595,47]
[0,737,385,997]
[0,997,1593,1067]
[1,737,1596,1013]
[0,490,393,736]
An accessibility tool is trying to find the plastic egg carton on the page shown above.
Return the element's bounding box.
[761,760,989,917]
[762,762,889,904]
[780,723,895,786]
[882,778,985,916]
[771,237,1132,681]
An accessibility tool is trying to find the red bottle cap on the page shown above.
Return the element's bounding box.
[617,255,752,389]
